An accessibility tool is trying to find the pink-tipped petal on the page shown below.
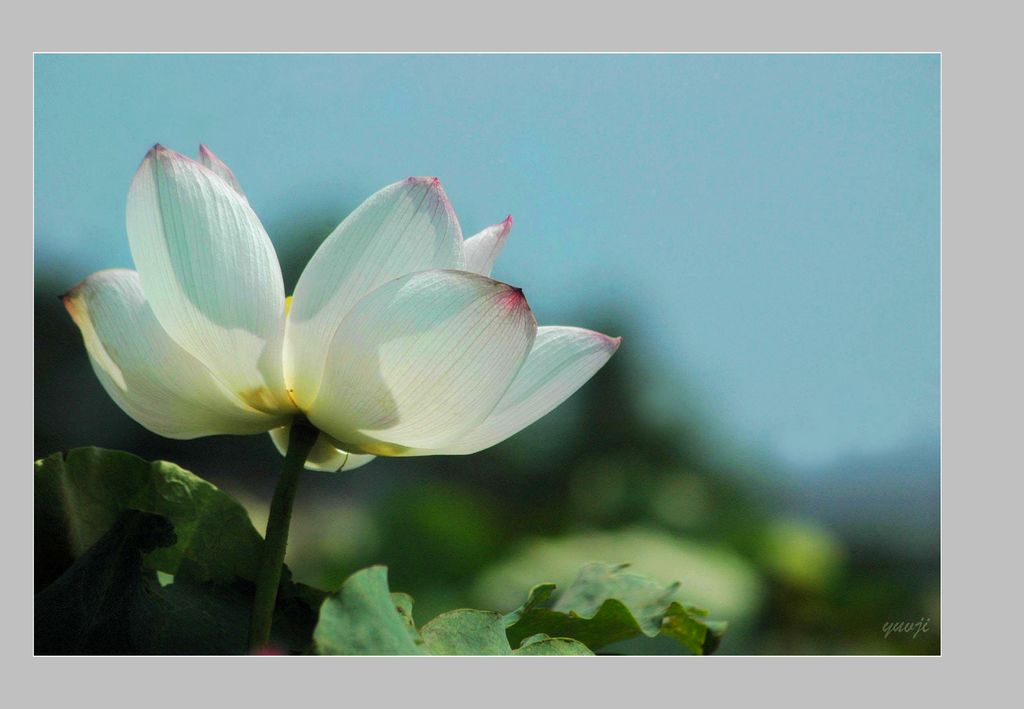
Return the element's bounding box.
[285,178,465,409]
[307,269,536,453]
[404,176,457,220]
[463,216,513,277]
[198,144,247,199]
[430,325,620,455]
[126,144,291,413]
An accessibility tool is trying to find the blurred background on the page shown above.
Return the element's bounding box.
[34,54,940,654]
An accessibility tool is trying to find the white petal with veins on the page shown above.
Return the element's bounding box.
[433,326,621,454]
[285,178,464,409]
[62,270,285,439]
[307,269,536,453]
[463,216,513,276]
[126,145,292,413]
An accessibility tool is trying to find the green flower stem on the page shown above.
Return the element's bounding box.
[248,419,318,652]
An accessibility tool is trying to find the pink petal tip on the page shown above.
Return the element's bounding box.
[603,334,623,350]
[498,284,529,312]
[146,143,189,163]
[497,215,514,237]
[405,176,455,218]
[405,176,440,186]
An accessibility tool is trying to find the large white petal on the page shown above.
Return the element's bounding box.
[268,424,376,473]
[62,270,285,439]
[285,178,464,409]
[126,145,291,414]
[307,269,537,454]
[463,216,513,276]
[434,326,621,454]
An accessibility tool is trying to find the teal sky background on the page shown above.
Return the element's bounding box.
[34,54,940,468]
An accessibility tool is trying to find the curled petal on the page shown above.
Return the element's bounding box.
[62,270,285,438]
[285,177,464,408]
[435,326,621,454]
[463,216,513,276]
[268,424,376,472]
[126,145,291,413]
[308,269,537,453]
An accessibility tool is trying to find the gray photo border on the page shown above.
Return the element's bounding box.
[9,0,1016,703]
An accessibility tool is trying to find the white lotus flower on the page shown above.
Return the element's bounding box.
[63,145,620,472]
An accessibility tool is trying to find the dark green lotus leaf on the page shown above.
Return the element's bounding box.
[36,448,263,585]
[35,509,318,654]
[35,449,324,654]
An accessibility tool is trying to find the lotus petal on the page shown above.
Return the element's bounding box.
[62,270,285,438]
[308,269,536,453]
[126,145,292,413]
[285,178,464,408]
